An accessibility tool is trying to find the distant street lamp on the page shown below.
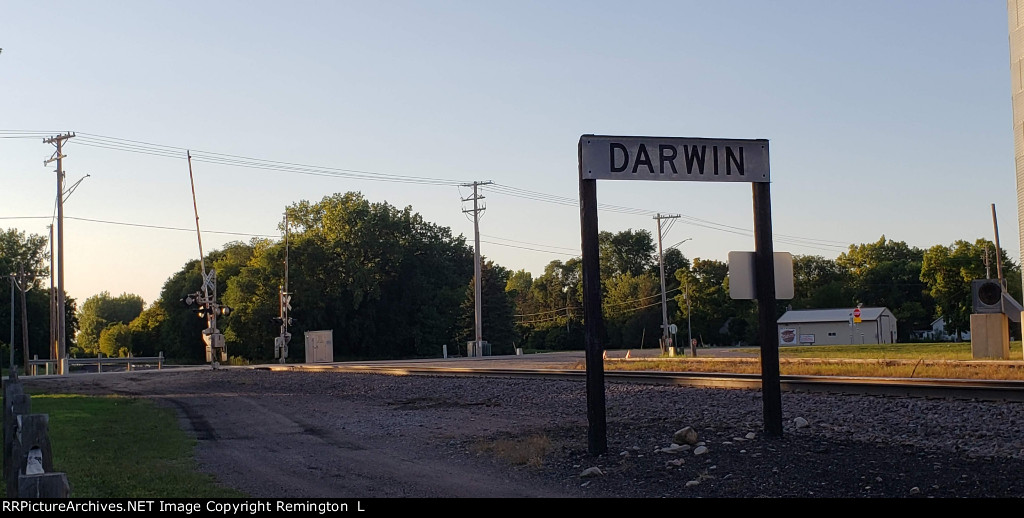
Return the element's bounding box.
[563,285,570,334]
[668,238,694,357]
[686,277,695,357]
[8,273,14,372]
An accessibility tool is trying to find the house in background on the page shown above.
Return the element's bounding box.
[777,307,897,346]
[911,316,970,342]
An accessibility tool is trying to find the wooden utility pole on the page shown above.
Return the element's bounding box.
[992,204,1005,289]
[43,132,74,374]
[654,213,680,354]
[17,265,29,374]
[462,181,493,357]
[48,225,55,362]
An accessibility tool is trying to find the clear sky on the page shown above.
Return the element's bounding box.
[1,1,1019,307]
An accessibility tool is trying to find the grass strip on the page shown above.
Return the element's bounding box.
[25,394,246,498]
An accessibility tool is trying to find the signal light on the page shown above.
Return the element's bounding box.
[270,317,284,326]
[219,306,233,316]
[287,317,296,326]
[972,279,1004,313]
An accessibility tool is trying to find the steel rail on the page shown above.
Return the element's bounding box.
[255,364,1024,402]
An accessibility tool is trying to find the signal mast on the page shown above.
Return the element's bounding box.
[272,211,294,363]
[181,151,231,368]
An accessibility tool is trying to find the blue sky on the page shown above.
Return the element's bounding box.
[1,1,1018,306]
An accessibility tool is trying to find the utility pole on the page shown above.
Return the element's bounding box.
[17,265,29,373]
[992,204,1005,289]
[462,181,493,357]
[654,213,679,355]
[48,224,56,363]
[43,132,74,375]
[8,273,14,373]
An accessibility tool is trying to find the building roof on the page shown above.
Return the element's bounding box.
[777,307,892,324]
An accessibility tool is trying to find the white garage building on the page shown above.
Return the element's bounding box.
[777,307,897,346]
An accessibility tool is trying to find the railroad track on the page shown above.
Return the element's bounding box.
[256,363,1024,402]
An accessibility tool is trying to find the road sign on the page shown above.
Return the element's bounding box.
[580,135,769,182]
[727,251,794,300]
[853,307,862,324]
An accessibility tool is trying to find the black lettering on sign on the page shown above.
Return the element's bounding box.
[683,145,706,174]
[659,145,678,175]
[610,143,628,173]
[632,144,654,175]
[712,146,719,175]
[725,147,744,176]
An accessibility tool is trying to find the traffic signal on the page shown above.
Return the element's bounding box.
[219,306,233,317]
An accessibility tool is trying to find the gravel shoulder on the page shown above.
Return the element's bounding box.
[21,366,1024,499]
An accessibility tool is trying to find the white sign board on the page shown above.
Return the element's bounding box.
[580,135,769,182]
[727,251,794,300]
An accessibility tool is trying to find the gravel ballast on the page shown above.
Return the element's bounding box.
[23,367,1024,498]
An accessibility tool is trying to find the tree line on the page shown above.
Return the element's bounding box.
[2,192,1021,367]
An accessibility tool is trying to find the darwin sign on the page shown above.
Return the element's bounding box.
[580,135,769,182]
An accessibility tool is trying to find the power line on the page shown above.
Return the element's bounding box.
[73,132,849,247]
[514,286,681,321]
[72,133,468,186]
[487,183,850,252]
[0,215,277,238]
[6,130,852,253]
[481,234,580,253]
[67,216,280,237]
[480,240,577,256]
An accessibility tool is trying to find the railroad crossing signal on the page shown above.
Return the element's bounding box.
[201,270,216,294]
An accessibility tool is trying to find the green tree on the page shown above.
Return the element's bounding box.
[599,229,656,278]
[921,239,1022,337]
[836,236,932,340]
[0,228,75,367]
[98,322,133,357]
[156,258,209,363]
[602,272,661,349]
[791,255,854,309]
[459,260,518,355]
[221,239,281,361]
[129,303,167,357]
[76,291,145,355]
[230,193,476,361]
[673,258,749,346]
